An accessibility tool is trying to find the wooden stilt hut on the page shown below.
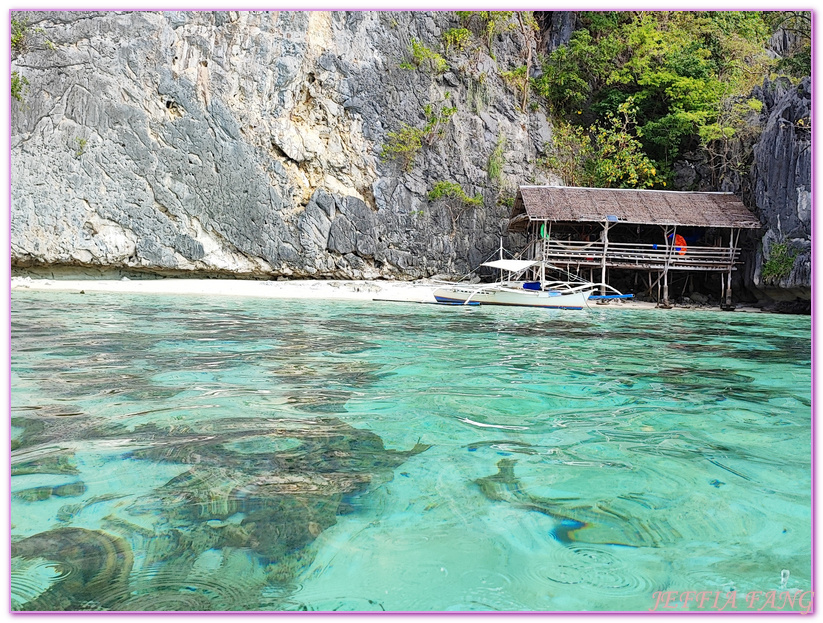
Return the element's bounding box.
[508,186,762,308]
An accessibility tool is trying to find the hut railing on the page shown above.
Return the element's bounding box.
[529,240,740,270]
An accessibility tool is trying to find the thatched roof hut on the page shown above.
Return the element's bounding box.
[509,186,761,231]
[507,186,761,308]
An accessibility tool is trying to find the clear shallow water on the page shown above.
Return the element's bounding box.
[10,290,811,612]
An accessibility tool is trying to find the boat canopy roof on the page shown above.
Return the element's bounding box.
[481,259,537,272]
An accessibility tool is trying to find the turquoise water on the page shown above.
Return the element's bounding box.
[10,290,812,612]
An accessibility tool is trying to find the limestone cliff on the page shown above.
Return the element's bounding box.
[668,77,812,305]
[10,10,812,306]
[11,10,557,279]
[745,77,812,302]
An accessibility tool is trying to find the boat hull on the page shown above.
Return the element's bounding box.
[433,286,593,309]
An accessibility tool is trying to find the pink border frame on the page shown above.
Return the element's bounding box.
[5,5,817,617]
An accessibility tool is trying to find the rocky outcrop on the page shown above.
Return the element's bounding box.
[535,11,578,54]
[668,76,811,305]
[745,77,811,301]
[11,10,558,279]
[11,10,811,305]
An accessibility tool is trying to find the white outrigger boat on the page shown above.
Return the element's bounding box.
[432,258,630,310]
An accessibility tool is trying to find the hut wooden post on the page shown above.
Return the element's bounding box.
[540,221,551,285]
[725,233,733,308]
[540,240,546,283]
[722,229,740,310]
[660,225,675,308]
[600,220,610,296]
[657,271,662,304]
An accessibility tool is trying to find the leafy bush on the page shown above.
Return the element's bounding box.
[381,98,457,171]
[381,125,425,172]
[442,28,471,55]
[531,40,595,113]
[761,242,798,282]
[428,181,483,206]
[589,100,658,188]
[11,18,27,51]
[11,71,29,103]
[533,11,778,169]
[11,17,54,54]
[410,38,447,74]
[542,99,658,189]
[421,99,457,145]
[456,11,516,58]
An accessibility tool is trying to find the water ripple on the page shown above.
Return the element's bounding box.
[10,558,64,609]
[528,544,658,596]
[10,292,811,612]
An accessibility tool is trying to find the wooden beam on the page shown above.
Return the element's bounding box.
[657,270,662,306]
[660,225,676,308]
[600,221,610,296]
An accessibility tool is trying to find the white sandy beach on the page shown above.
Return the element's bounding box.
[11,276,441,304]
[10,275,757,312]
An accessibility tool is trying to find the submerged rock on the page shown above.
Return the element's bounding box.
[126,416,430,525]
[118,417,430,607]
[14,481,87,502]
[12,414,430,610]
[11,528,133,611]
[476,458,692,549]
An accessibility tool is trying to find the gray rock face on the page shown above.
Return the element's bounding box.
[11,10,559,279]
[746,77,811,301]
[535,11,578,54]
[668,77,811,304]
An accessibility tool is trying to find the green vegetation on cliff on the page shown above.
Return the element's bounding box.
[543,99,658,189]
[11,71,29,103]
[380,97,457,171]
[428,181,483,207]
[409,38,447,74]
[763,11,811,77]
[428,181,483,231]
[535,11,809,188]
[457,11,517,58]
[11,18,28,51]
[441,28,471,55]
[762,242,798,283]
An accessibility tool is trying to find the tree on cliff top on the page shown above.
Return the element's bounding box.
[544,99,658,189]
